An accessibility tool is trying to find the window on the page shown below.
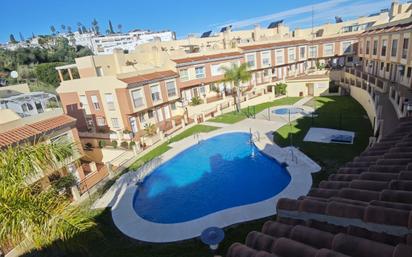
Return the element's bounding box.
[131,89,144,108]
[391,39,398,57]
[359,41,363,54]
[139,113,145,123]
[170,102,177,110]
[211,64,222,76]
[380,62,384,70]
[342,41,352,54]
[300,47,305,59]
[402,38,409,59]
[179,69,189,81]
[407,67,412,78]
[151,84,161,101]
[96,67,104,77]
[372,40,378,55]
[323,43,334,56]
[148,110,154,118]
[275,49,284,64]
[195,66,205,79]
[366,40,370,54]
[79,95,88,109]
[166,80,177,97]
[91,95,100,110]
[261,51,271,67]
[111,118,120,128]
[288,48,296,62]
[381,39,387,56]
[246,54,256,68]
[199,85,206,95]
[308,46,317,58]
[96,117,105,126]
[386,63,390,72]
[105,93,115,111]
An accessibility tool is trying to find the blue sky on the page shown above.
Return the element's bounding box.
[0,0,393,43]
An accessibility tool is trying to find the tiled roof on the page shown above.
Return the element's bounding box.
[363,22,412,35]
[0,114,75,147]
[172,52,242,64]
[227,118,412,257]
[120,70,178,85]
[239,39,308,51]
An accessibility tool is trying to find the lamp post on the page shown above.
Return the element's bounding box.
[200,227,225,256]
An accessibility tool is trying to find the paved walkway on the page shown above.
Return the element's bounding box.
[94,99,321,242]
[378,92,400,136]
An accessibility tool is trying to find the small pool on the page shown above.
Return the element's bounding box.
[273,107,304,115]
[133,132,291,224]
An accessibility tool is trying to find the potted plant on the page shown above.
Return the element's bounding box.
[190,96,203,106]
[98,140,106,149]
[123,129,133,140]
[111,140,118,149]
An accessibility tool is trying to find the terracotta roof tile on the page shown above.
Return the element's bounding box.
[119,70,178,84]
[0,114,75,147]
[172,52,242,64]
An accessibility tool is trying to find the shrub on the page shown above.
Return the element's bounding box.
[123,129,132,134]
[274,83,287,96]
[190,96,203,106]
[111,141,118,148]
[120,141,128,149]
[52,173,78,192]
[98,140,106,148]
[129,141,136,149]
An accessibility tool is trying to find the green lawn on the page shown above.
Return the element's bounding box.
[129,124,218,170]
[273,96,373,186]
[209,96,302,124]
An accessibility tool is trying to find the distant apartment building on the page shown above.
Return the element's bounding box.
[54,6,389,149]
[89,30,175,55]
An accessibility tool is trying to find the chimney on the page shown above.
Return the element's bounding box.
[390,0,400,20]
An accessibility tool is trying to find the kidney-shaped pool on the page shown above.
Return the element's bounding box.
[133,132,291,224]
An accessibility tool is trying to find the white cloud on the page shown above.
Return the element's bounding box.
[287,0,389,28]
[214,0,351,29]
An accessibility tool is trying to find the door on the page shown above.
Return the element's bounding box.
[307,83,314,96]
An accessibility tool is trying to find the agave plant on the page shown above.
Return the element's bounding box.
[0,140,95,252]
[144,123,158,137]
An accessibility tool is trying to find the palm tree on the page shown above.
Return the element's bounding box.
[50,25,56,35]
[221,63,252,112]
[0,140,95,251]
[117,24,122,33]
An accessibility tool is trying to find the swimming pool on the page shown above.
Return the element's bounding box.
[133,132,291,224]
[273,107,304,115]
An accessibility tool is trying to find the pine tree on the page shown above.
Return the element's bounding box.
[108,20,114,34]
[19,32,24,41]
[9,34,17,44]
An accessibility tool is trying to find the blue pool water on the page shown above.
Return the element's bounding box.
[133,132,291,224]
[273,107,304,115]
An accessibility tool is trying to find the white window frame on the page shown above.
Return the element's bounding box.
[104,93,115,111]
[166,80,177,98]
[309,46,317,58]
[288,48,296,63]
[245,53,256,68]
[91,95,100,110]
[96,117,105,126]
[211,64,222,76]
[323,43,334,56]
[111,118,120,128]
[299,46,306,60]
[275,49,284,65]
[79,95,88,110]
[150,84,162,102]
[131,89,144,108]
[342,41,352,54]
[195,66,205,79]
[261,51,271,68]
[179,69,189,81]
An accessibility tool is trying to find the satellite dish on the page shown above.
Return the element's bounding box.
[10,71,18,79]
